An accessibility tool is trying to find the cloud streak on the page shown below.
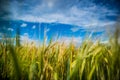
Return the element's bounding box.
[57,36,83,46]
[21,23,27,27]
[8,28,14,31]
[0,0,119,29]
[32,25,36,29]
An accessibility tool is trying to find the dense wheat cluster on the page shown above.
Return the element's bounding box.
[0,28,120,80]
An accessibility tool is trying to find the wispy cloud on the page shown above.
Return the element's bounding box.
[57,36,82,46]
[70,20,116,32]
[21,23,27,27]
[15,4,117,29]
[32,25,36,29]
[44,28,50,33]
[71,27,82,32]
[23,33,28,36]
[8,28,14,31]
[1,0,118,29]
[20,33,31,43]
[20,35,40,46]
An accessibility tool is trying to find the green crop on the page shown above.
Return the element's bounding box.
[0,27,119,80]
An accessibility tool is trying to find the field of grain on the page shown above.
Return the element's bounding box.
[0,28,120,80]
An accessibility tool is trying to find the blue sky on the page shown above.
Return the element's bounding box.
[0,0,119,45]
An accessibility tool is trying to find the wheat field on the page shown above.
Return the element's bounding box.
[0,28,120,80]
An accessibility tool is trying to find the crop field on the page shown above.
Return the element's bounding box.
[0,0,120,80]
[0,27,119,80]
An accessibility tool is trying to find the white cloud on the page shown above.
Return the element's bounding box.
[57,36,82,46]
[20,35,29,42]
[3,0,117,30]
[15,4,116,29]
[71,27,81,32]
[32,25,36,29]
[23,33,28,36]
[45,28,50,33]
[20,35,40,46]
[21,23,27,27]
[48,1,54,8]
[8,28,14,31]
